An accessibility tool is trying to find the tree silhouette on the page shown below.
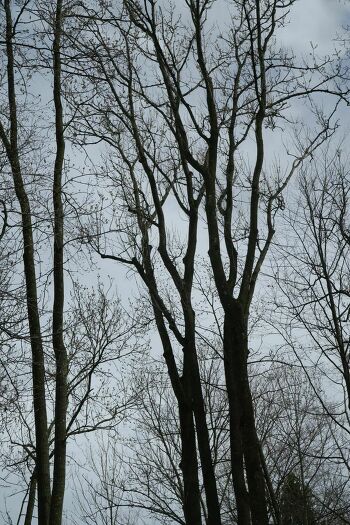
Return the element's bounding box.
[280,472,316,525]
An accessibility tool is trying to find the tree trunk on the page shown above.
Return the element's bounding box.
[187,337,222,525]
[24,473,37,525]
[148,288,202,525]
[225,299,269,525]
[179,289,222,525]
[50,1,68,523]
[223,310,251,525]
[179,372,203,525]
[1,2,51,523]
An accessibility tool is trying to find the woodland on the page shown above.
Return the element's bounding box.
[0,1,350,524]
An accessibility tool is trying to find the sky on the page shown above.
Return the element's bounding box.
[281,0,349,51]
[92,0,350,296]
[1,0,350,523]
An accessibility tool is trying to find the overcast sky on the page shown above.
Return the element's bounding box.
[1,0,350,523]
[282,0,349,50]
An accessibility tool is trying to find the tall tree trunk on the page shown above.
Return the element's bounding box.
[50,1,68,524]
[0,2,51,523]
[223,312,251,525]
[24,473,37,525]
[147,284,203,525]
[179,341,202,525]
[225,299,269,525]
[185,335,222,524]
[178,395,203,525]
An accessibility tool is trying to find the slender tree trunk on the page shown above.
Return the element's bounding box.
[185,335,222,525]
[0,2,51,523]
[178,345,202,525]
[24,473,37,525]
[178,396,203,525]
[147,284,202,525]
[50,1,68,523]
[182,190,221,523]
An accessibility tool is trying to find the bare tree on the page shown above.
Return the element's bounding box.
[255,363,350,524]
[0,278,139,525]
[74,350,231,525]
[74,349,350,525]
[0,1,53,519]
[0,1,349,523]
[272,148,350,451]
[0,2,135,524]
[64,1,347,523]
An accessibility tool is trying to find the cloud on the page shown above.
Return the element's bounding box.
[280,0,350,54]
